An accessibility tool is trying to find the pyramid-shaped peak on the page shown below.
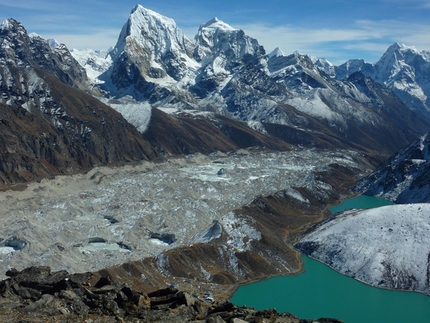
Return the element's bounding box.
[116,4,192,50]
[268,47,284,58]
[128,4,177,28]
[378,43,418,65]
[204,17,220,26]
[131,4,160,17]
[110,4,195,80]
[201,17,236,31]
[389,42,402,50]
[385,42,419,55]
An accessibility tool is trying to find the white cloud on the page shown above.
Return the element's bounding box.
[235,19,430,64]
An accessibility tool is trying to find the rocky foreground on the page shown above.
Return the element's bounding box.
[0,266,342,323]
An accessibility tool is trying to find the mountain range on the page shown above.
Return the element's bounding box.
[85,5,430,157]
[330,43,430,120]
[1,4,430,188]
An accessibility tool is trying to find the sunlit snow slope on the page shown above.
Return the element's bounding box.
[297,203,430,295]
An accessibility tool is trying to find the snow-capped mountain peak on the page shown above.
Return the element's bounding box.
[194,16,264,63]
[114,4,194,59]
[71,48,112,81]
[0,18,28,41]
[200,17,236,31]
[312,57,335,76]
[102,4,197,96]
[46,38,61,50]
[0,18,22,32]
[333,42,430,118]
[268,47,284,58]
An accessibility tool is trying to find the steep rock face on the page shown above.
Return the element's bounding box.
[101,5,198,102]
[334,43,430,120]
[191,17,265,97]
[194,18,264,63]
[352,132,430,203]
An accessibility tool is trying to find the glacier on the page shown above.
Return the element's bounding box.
[0,148,367,279]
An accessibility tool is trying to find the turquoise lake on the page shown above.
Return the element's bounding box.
[230,195,430,323]
[328,194,394,213]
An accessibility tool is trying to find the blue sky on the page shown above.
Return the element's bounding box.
[1,0,430,64]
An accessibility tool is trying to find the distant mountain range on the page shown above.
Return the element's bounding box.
[72,5,430,157]
[1,4,430,185]
[329,43,430,120]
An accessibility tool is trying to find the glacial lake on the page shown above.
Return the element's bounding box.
[230,195,430,323]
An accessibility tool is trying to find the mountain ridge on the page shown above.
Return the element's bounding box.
[352,132,430,203]
[332,43,430,120]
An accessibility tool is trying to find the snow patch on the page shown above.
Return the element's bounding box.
[220,212,261,252]
[106,101,152,133]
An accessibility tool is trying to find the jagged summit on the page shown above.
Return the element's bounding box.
[268,47,284,58]
[387,42,419,53]
[103,4,196,95]
[129,4,179,34]
[331,42,430,119]
[0,18,21,31]
[113,4,194,58]
[0,18,27,39]
[46,38,61,49]
[200,17,236,31]
[194,16,264,62]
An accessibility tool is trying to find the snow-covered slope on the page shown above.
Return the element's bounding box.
[353,132,430,203]
[71,48,112,83]
[296,203,430,295]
